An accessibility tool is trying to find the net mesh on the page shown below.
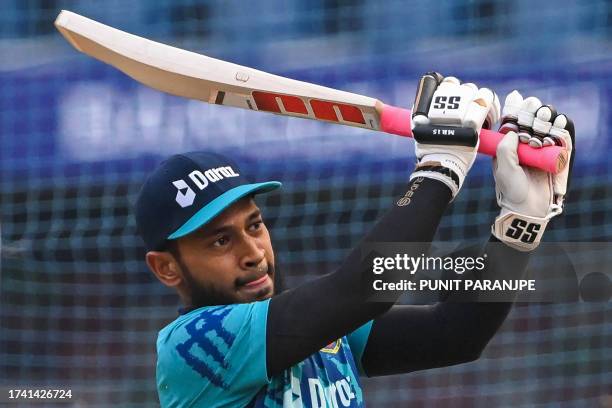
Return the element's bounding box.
[1,0,611,406]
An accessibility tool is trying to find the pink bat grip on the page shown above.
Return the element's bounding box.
[379,104,566,174]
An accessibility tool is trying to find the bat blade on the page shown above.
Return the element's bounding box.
[54,10,566,174]
[54,10,382,131]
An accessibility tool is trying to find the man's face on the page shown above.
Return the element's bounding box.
[172,197,275,307]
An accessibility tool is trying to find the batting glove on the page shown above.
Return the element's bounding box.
[411,72,500,199]
[492,90,575,251]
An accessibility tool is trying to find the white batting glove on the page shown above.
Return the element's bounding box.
[411,72,500,199]
[492,90,575,251]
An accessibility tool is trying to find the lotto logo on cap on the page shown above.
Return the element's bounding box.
[134,151,281,251]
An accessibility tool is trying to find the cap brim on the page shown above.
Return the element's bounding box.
[167,181,282,240]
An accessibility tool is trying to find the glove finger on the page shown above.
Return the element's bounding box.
[440,76,461,88]
[550,114,575,197]
[500,90,523,134]
[412,72,444,126]
[530,104,557,148]
[549,114,575,150]
[494,131,529,204]
[464,87,495,132]
[517,96,542,144]
[487,91,501,130]
[461,82,478,94]
[501,90,523,119]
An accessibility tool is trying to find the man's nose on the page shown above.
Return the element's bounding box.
[240,236,265,269]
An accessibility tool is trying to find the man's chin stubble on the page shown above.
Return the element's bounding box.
[186,266,276,308]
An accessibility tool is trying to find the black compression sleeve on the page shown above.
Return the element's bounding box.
[266,178,452,377]
[360,236,530,376]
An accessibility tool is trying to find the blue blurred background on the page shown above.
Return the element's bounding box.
[0,0,610,406]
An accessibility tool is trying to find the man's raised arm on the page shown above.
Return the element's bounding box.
[266,74,501,376]
[358,90,576,376]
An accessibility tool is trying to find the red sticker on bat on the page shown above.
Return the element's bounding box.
[311,100,338,121]
[252,91,366,124]
[338,104,365,124]
[280,95,308,114]
[252,91,282,113]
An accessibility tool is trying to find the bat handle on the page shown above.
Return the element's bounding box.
[379,104,567,174]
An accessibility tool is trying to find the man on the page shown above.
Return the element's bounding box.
[135,73,575,407]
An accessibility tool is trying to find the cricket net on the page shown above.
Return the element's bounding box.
[1,0,611,406]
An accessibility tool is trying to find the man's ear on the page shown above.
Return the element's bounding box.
[146,251,182,287]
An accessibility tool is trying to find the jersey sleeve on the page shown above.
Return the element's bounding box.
[346,320,374,376]
[156,300,271,407]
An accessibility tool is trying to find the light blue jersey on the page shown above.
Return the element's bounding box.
[156,300,373,407]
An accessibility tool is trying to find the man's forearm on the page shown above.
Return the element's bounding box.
[360,236,531,376]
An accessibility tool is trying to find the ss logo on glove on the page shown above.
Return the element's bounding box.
[504,218,541,244]
[432,95,460,110]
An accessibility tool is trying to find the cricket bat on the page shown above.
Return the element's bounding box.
[54,10,567,174]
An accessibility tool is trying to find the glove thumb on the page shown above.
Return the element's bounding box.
[493,131,528,205]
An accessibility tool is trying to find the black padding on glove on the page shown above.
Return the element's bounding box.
[412,72,444,119]
[412,125,478,147]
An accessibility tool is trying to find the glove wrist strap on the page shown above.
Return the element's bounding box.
[411,160,461,199]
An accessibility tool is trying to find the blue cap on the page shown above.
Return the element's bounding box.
[135,152,281,251]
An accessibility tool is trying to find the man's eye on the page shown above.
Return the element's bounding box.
[249,221,262,231]
[213,236,229,247]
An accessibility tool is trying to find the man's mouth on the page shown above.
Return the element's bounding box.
[236,265,274,299]
[244,274,268,288]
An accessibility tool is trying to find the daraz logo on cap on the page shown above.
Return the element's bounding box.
[172,166,240,208]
